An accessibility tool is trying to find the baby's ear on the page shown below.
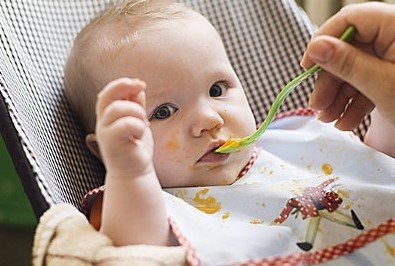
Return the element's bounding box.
[85,133,101,159]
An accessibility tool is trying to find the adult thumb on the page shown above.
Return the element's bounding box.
[303,35,394,104]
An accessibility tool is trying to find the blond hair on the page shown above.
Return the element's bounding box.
[64,0,191,133]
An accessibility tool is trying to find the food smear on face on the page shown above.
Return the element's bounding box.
[321,163,333,175]
[166,131,180,150]
[193,188,221,214]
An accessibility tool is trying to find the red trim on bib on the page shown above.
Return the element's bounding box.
[82,185,105,217]
[274,108,316,120]
[169,218,202,266]
[237,147,260,180]
[234,216,395,266]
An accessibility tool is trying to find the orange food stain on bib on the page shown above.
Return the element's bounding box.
[337,189,350,199]
[250,218,263,224]
[382,239,395,257]
[221,211,230,219]
[193,188,221,214]
[321,163,333,175]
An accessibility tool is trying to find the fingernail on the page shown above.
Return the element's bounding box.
[136,79,146,88]
[300,54,308,69]
[308,98,313,108]
[309,39,335,63]
[300,60,306,69]
[131,78,146,86]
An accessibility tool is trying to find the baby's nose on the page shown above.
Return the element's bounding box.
[191,107,224,137]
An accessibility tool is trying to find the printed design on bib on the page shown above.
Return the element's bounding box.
[274,177,364,251]
[192,188,222,214]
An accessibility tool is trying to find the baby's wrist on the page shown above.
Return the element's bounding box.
[106,163,156,180]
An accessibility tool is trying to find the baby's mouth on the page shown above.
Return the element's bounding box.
[196,141,230,164]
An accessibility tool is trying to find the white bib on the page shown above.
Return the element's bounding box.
[164,115,395,265]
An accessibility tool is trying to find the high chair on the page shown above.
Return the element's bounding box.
[0,0,369,264]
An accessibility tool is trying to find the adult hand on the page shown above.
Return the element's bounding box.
[300,2,395,130]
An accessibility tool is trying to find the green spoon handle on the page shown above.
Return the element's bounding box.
[245,25,356,144]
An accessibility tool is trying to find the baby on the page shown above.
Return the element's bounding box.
[65,0,256,247]
[65,0,395,264]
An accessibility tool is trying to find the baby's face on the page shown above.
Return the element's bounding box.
[107,14,256,187]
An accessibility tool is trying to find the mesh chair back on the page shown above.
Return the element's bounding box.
[0,0,319,217]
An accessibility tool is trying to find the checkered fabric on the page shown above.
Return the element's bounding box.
[0,0,368,218]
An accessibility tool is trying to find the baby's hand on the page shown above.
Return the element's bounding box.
[95,78,154,177]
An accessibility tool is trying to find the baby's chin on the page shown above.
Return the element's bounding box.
[158,148,255,188]
[159,171,238,188]
[192,167,241,186]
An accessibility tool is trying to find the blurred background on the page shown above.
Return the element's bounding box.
[0,0,394,265]
[0,136,36,265]
[298,0,395,26]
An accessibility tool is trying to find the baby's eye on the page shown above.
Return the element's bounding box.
[150,103,178,120]
[209,82,228,97]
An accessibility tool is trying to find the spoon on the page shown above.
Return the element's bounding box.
[216,25,356,153]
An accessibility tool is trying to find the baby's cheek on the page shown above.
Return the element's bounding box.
[153,130,183,171]
[226,105,256,135]
[152,129,180,156]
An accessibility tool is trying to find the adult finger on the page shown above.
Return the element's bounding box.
[335,93,375,131]
[309,71,343,110]
[316,83,356,123]
[302,35,394,105]
[301,2,395,66]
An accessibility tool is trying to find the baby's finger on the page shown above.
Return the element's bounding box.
[308,41,373,109]
[305,36,395,105]
[100,100,148,127]
[317,83,356,123]
[335,93,375,131]
[309,71,343,110]
[96,77,146,118]
[107,116,148,142]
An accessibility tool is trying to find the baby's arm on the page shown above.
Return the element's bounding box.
[95,78,173,246]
